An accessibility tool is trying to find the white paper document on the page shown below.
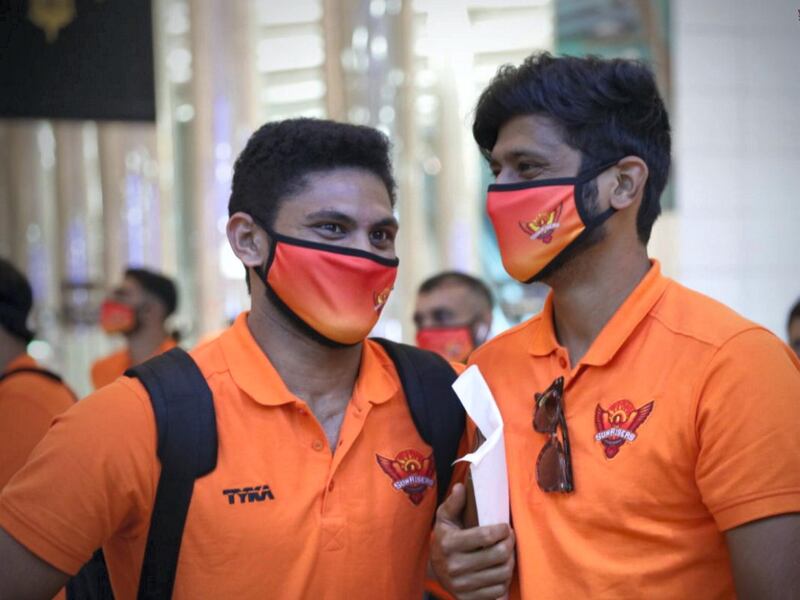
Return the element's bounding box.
[452,365,510,528]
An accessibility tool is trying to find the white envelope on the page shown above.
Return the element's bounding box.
[452,365,510,528]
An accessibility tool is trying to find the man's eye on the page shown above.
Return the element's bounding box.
[371,229,395,243]
[317,223,345,234]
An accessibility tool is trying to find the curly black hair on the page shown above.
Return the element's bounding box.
[229,118,396,228]
[473,52,671,244]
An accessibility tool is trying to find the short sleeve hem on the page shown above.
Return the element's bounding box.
[712,490,800,531]
[0,498,88,575]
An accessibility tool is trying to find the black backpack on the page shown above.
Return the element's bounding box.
[67,341,465,600]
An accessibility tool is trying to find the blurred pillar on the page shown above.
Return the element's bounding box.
[189,0,258,336]
[425,1,481,274]
[53,121,107,395]
[4,121,61,362]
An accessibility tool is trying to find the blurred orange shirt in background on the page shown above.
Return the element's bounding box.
[90,337,176,389]
[0,354,75,490]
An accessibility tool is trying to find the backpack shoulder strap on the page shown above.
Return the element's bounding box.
[370,338,465,506]
[125,347,217,600]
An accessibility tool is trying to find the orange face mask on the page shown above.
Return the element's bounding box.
[262,231,398,346]
[486,161,618,283]
[99,300,137,334]
[416,326,475,363]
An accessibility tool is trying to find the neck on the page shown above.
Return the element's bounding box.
[547,243,650,365]
[246,295,363,413]
[126,326,169,364]
[0,332,26,373]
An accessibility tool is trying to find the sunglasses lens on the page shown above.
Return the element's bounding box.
[533,388,560,433]
[536,437,568,492]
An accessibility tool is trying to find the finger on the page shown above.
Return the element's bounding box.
[446,531,514,576]
[436,482,467,527]
[458,582,511,600]
[439,523,511,556]
[453,550,515,594]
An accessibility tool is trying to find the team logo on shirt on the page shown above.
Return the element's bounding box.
[376,448,436,505]
[594,399,654,459]
[519,202,562,243]
[373,287,392,312]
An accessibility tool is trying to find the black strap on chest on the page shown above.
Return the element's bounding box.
[370,338,465,507]
[125,347,217,600]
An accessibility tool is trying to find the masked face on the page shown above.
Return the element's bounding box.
[244,168,400,347]
[99,299,139,334]
[259,228,399,346]
[415,320,490,363]
[486,160,619,283]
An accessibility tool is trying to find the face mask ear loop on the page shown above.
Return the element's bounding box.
[574,158,623,229]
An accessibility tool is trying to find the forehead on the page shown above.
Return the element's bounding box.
[490,114,574,163]
[416,282,478,311]
[275,168,393,221]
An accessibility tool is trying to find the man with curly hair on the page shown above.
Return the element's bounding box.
[0,119,512,599]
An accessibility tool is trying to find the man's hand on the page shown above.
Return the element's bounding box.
[431,483,515,599]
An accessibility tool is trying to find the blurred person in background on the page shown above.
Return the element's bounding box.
[91,267,178,389]
[0,258,75,490]
[788,298,800,358]
[414,271,493,363]
[432,52,800,599]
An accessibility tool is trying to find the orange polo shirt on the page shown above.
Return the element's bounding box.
[0,313,457,599]
[0,354,75,490]
[90,337,177,389]
[470,261,800,599]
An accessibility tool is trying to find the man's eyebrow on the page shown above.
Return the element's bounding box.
[304,210,358,227]
[489,148,550,164]
[372,216,399,229]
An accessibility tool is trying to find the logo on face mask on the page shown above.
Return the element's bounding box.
[373,287,393,312]
[518,202,563,243]
[376,449,436,505]
[594,399,654,459]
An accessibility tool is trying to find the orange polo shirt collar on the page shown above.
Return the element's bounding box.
[219,312,398,407]
[528,260,670,366]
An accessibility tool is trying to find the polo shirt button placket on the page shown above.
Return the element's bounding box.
[312,439,325,452]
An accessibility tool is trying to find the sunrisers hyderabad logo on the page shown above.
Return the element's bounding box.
[519,202,562,243]
[373,287,392,312]
[594,399,654,459]
[376,449,435,505]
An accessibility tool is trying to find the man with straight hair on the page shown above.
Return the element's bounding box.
[432,53,800,599]
[91,267,178,389]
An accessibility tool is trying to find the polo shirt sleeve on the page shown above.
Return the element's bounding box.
[694,327,800,531]
[0,378,158,575]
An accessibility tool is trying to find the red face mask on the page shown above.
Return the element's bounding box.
[99,300,137,334]
[486,161,618,283]
[262,231,399,346]
[416,326,475,363]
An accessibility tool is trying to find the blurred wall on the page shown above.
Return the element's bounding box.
[672,0,799,339]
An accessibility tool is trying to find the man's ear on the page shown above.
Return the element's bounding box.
[227,212,270,268]
[609,156,648,211]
